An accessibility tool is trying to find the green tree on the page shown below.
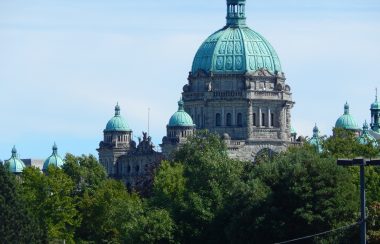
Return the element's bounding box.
[21,166,79,243]
[0,164,46,243]
[227,145,359,243]
[79,179,174,243]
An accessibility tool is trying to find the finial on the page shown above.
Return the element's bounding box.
[178,98,185,111]
[115,103,121,116]
[52,142,58,154]
[376,88,378,102]
[226,0,247,27]
[344,102,349,115]
[313,124,319,136]
[11,146,17,156]
[363,121,369,131]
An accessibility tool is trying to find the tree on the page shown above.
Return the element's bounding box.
[226,145,359,243]
[0,164,46,243]
[21,166,79,243]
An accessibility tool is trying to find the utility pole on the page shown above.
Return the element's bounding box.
[337,158,380,244]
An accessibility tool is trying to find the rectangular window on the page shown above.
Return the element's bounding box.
[262,113,265,126]
[253,113,256,126]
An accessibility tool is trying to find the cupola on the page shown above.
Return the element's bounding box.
[335,102,360,130]
[168,99,195,127]
[358,121,378,147]
[5,146,25,173]
[308,124,323,153]
[43,143,65,171]
[105,103,131,132]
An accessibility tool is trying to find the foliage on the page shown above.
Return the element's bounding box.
[0,164,45,243]
[21,166,80,243]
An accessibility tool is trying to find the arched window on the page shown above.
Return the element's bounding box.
[237,113,243,127]
[271,113,274,127]
[135,165,140,173]
[216,113,221,126]
[127,165,131,173]
[253,113,256,126]
[226,113,232,126]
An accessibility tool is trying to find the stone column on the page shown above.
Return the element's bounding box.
[268,108,271,127]
[259,107,262,127]
[247,100,253,138]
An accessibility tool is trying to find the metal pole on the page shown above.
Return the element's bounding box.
[360,160,366,244]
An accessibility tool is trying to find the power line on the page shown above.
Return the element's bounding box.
[274,221,360,244]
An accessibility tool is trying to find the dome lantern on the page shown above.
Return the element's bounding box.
[226,0,246,27]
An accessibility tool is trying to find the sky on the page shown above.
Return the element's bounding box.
[0,0,379,160]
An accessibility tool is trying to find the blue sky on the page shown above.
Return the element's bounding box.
[0,0,379,160]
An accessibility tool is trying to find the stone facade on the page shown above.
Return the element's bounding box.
[183,69,294,162]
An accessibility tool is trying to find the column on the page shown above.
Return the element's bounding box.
[268,108,271,127]
[247,100,253,138]
[259,107,262,127]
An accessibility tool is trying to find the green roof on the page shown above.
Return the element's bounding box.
[168,99,195,127]
[43,143,65,171]
[5,146,25,173]
[358,121,378,147]
[191,0,281,74]
[335,102,360,130]
[371,95,380,110]
[105,103,131,132]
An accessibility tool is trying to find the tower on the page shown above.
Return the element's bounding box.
[182,0,294,162]
[97,104,134,177]
[161,99,195,158]
[308,124,323,153]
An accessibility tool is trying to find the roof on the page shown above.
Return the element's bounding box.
[5,146,26,173]
[191,0,281,74]
[358,121,378,147]
[168,99,195,127]
[43,143,65,171]
[105,103,132,132]
[335,102,360,130]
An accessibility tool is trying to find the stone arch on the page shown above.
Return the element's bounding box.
[254,148,277,163]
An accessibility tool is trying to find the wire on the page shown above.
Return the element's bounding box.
[274,221,360,244]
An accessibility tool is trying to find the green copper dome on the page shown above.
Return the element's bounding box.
[335,102,360,130]
[105,103,131,132]
[5,146,25,173]
[43,143,65,171]
[191,0,282,74]
[308,124,323,153]
[371,94,380,110]
[168,99,195,127]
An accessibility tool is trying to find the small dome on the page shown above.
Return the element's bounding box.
[371,94,380,110]
[191,0,281,74]
[358,121,378,147]
[105,103,131,132]
[43,143,65,171]
[308,124,323,153]
[5,146,25,173]
[335,102,360,130]
[168,99,195,127]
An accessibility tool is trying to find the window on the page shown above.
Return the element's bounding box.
[216,113,221,126]
[135,165,140,173]
[253,113,256,126]
[271,113,274,127]
[262,113,265,126]
[127,165,131,173]
[226,113,232,126]
[237,113,243,127]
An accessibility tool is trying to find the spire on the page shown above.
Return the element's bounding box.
[344,102,350,115]
[363,121,369,132]
[226,0,246,27]
[178,98,185,111]
[52,142,58,155]
[115,103,121,116]
[376,88,378,102]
